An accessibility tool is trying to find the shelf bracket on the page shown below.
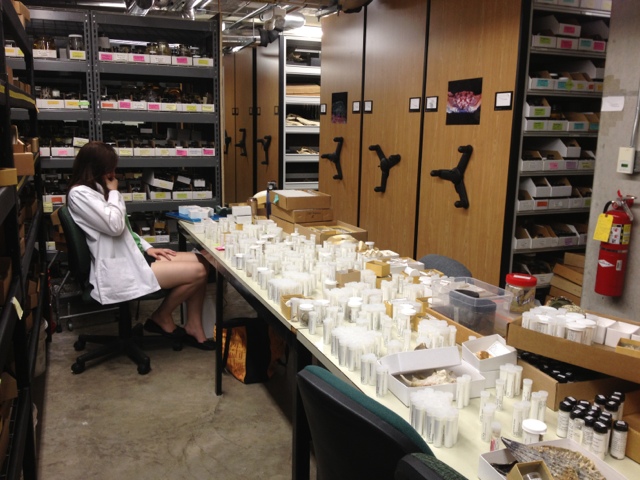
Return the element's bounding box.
[321,137,344,180]
[256,135,272,165]
[430,145,473,209]
[369,144,401,193]
[235,128,247,157]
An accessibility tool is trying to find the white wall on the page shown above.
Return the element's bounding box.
[582,1,640,317]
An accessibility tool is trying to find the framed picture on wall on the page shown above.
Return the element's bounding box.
[446,77,482,125]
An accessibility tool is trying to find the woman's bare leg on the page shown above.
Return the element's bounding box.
[149,252,211,342]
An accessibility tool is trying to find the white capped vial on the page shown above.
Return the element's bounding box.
[522,378,533,402]
[481,403,497,442]
[610,420,629,460]
[512,401,525,437]
[556,400,573,438]
[590,421,609,460]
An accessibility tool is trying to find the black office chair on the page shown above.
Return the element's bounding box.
[394,453,466,480]
[296,365,433,480]
[419,254,472,278]
[58,206,179,375]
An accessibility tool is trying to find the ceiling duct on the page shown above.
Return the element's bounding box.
[125,0,155,16]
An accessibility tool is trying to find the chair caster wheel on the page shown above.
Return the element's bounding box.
[74,340,86,351]
[172,341,183,351]
[137,363,151,375]
[71,361,85,374]
[67,321,74,331]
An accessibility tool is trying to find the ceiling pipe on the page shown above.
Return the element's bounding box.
[125,0,155,15]
[225,4,272,31]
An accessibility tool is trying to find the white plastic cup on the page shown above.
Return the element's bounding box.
[376,364,389,397]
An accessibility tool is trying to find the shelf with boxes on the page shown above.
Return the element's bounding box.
[507,1,608,288]
[282,35,321,190]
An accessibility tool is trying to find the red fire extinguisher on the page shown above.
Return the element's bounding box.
[594,192,635,296]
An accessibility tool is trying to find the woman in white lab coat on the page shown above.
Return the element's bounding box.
[67,141,214,350]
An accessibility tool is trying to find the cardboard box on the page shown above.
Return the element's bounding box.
[534,14,581,37]
[621,389,640,462]
[516,358,634,411]
[365,260,391,277]
[271,216,326,235]
[270,204,333,224]
[268,189,331,210]
[513,226,532,250]
[564,112,589,132]
[479,439,626,480]
[149,54,172,65]
[507,461,553,480]
[142,170,173,190]
[524,98,551,118]
[335,269,361,287]
[528,71,555,90]
[524,119,548,132]
[0,169,18,186]
[506,317,640,384]
[516,190,534,212]
[604,322,640,348]
[379,346,485,406]
[521,177,551,198]
[548,177,572,197]
[172,56,192,66]
[564,251,585,268]
[553,263,584,285]
[528,138,581,158]
[550,273,582,297]
[13,152,34,176]
[531,34,556,49]
[520,150,543,172]
[296,220,367,243]
[616,338,640,359]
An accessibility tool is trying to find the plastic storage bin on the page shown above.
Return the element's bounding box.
[431,277,514,336]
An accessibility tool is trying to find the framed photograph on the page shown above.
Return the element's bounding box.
[364,100,373,113]
[331,92,348,124]
[352,101,361,113]
[494,91,513,111]
[409,97,421,112]
[446,77,482,125]
[425,96,438,112]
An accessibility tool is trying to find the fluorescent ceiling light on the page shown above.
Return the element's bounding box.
[77,2,125,7]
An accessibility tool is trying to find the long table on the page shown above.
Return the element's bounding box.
[178,222,639,480]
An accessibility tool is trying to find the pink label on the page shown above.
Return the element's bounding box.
[563,26,576,34]
[176,57,188,64]
[593,41,606,51]
[132,54,145,62]
[176,149,188,156]
[549,162,560,170]
[148,103,160,111]
[565,161,578,169]
[100,52,113,61]
[58,149,70,156]
[203,148,215,155]
[559,39,574,49]
[119,101,131,109]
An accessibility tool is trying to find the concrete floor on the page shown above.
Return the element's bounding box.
[36,284,307,480]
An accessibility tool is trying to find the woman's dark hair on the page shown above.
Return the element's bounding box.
[68,141,119,200]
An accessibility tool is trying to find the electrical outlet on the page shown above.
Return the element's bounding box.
[617,146,635,174]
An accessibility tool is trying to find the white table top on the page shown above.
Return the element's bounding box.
[182,222,639,479]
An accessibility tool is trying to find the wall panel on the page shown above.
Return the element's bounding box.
[417,0,522,284]
[222,54,237,204]
[233,48,255,204]
[319,11,365,225]
[359,0,428,257]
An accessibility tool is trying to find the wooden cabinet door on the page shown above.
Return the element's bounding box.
[359,0,428,257]
[416,0,522,284]
[222,54,237,204]
[234,48,255,204]
[319,11,365,226]
[256,41,280,193]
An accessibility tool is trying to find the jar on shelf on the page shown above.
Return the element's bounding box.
[33,36,55,51]
[157,40,171,56]
[67,34,84,52]
[505,273,537,313]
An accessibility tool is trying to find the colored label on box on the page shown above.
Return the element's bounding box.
[131,54,146,62]
[69,50,86,60]
[99,52,114,61]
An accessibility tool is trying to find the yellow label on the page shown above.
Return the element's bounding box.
[623,224,632,245]
[70,51,85,59]
[593,213,614,242]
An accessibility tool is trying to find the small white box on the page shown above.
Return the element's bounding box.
[187,147,202,157]
[180,103,202,113]
[128,53,150,63]
[5,46,24,57]
[542,159,565,171]
[113,52,128,62]
[39,147,51,157]
[160,103,178,112]
[533,15,581,37]
[193,57,214,67]
[521,177,551,198]
[133,147,154,157]
[121,192,133,202]
[604,322,640,348]
[517,190,535,212]
[132,192,147,201]
[64,99,89,109]
[461,334,517,372]
[531,34,557,48]
[101,100,118,109]
[201,104,215,113]
[547,119,568,132]
[524,119,547,132]
[131,100,147,110]
[172,56,192,66]
[549,177,572,197]
[557,37,579,50]
[118,147,134,157]
[533,198,549,211]
[548,198,568,210]
[564,160,578,170]
[379,347,485,407]
[193,190,213,199]
[524,99,551,118]
[68,50,86,61]
[51,147,74,157]
[37,99,65,109]
[232,205,252,217]
[172,191,193,200]
[143,170,174,190]
[592,40,607,53]
[150,54,172,65]
[149,190,172,200]
[33,49,57,59]
[155,147,176,157]
[73,137,89,148]
[235,215,253,225]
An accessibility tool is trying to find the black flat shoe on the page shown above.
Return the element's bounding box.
[183,334,216,351]
[143,319,186,338]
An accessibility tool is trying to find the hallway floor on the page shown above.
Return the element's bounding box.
[36,285,308,479]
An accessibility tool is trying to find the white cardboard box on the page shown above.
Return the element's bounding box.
[51,147,74,157]
[478,438,626,480]
[524,99,551,118]
[531,34,556,49]
[155,147,176,157]
[33,49,57,59]
[513,227,532,250]
[534,15,582,37]
[150,54,172,65]
[193,190,213,199]
[193,57,214,67]
[128,53,150,63]
[461,335,517,387]
[521,177,551,198]
[378,347,485,407]
[36,99,64,109]
[143,170,174,190]
[604,322,640,348]
[172,191,193,200]
[172,56,192,66]
[118,147,133,157]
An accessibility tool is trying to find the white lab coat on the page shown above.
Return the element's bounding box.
[67,185,161,305]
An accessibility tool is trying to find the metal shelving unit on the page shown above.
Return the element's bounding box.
[505,1,610,291]
[281,35,321,190]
